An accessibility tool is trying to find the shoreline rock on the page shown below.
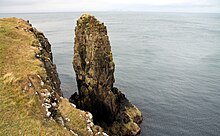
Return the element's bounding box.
[70,14,143,135]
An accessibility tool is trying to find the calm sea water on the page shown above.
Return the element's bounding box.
[1,12,220,136]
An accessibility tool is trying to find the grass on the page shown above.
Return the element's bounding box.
[0,81,72,135]
[0,17,91,135]
[0,18,44,79]
[58,99,92,136]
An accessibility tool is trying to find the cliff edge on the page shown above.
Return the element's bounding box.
[70,14,143,135]
[0,18,106,136]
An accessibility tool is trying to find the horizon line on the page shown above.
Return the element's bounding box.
[1,10,220,14]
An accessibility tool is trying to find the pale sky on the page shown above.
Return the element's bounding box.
[0,0,220,13]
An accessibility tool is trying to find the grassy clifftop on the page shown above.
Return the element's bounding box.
[0,18,104,136]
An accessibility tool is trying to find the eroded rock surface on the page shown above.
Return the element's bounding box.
[71,14,143,136]
[32,27,63,96]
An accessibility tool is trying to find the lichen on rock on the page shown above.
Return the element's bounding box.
[71,13,143,136]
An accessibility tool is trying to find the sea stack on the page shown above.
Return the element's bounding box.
[71,14,143,135]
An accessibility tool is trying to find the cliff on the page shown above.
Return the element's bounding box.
[0,18,106,135]
[70,14,143,135]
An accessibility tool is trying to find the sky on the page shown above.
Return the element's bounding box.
[0,0,220,13]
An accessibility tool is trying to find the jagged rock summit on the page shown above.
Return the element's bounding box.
[71,14,143,135]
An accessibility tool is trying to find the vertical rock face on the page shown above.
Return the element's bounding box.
[33,29,63,96]
[73,14,118,124]
[71,14,143,135]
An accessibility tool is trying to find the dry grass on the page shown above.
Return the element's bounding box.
[0,80,73,136]
[0,18,45,79]
[58,99,92,135]
[0,18,90,135]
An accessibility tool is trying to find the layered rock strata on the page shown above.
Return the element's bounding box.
[71,14,143,135]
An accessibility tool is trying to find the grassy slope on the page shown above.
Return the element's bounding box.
[0,18,91,135]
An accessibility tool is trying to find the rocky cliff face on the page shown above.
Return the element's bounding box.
[71,14,143,135]
[26,19,107,135]
[32,27,63,96]
[0,18,106,136]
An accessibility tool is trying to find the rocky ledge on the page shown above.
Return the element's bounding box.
[70,14,143,135]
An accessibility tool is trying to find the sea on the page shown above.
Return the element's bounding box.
[1,12,220,136]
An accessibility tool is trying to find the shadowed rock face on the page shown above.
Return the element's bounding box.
[33,28,63,97]
[71,14,143,135]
